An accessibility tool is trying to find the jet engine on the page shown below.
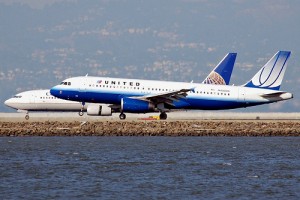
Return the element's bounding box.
[121,97,155,113]
[87,104,112,116]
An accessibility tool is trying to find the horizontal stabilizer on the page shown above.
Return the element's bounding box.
[260,92,293,101]
[260,92,286,98]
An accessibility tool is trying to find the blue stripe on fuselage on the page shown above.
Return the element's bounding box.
[51,88,145,104]
[50,88,266,110]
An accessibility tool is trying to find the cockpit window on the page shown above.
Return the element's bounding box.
[60,82,71,85]
[13,95,22,98]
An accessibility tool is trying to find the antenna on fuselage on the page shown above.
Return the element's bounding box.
[85,73,88,77]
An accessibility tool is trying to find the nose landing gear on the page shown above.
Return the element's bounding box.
[78,102,85,116]
[79,110,84,116]
[119,113,126,120]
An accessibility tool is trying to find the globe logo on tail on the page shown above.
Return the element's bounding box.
[203,71,226,85]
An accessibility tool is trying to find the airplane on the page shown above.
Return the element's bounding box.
[4,53,237,120]
[4,90,88,120]
[50,51,293,120]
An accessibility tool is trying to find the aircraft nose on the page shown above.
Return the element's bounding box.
[50,86,60,97]
[4,99,9,106]
[4,98,14,108]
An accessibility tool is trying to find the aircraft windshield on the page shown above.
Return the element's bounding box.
[60,82,71,85]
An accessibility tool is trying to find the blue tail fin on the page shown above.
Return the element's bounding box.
[243,51,291,90]
[202,53,237,85]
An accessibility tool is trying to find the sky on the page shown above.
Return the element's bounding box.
[0,0,299,112]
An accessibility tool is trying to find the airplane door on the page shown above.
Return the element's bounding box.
[78,77,86,101]
[238,88,245,102]
[79,76,87,91]
[29,93,37,109]
[79,81,86,92]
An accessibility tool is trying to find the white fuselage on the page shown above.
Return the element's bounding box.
[4,90,86,112]
[50,76,293,111]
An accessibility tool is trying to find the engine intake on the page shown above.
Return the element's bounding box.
[87,104,112,116]
[121,97,155,113]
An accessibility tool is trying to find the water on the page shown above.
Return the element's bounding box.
[0,137,299,199]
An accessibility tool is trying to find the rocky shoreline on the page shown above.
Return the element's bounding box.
[0,120,300,136]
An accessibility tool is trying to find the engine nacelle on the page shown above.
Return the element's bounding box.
[87,104,112,116]
[121,97,155,113]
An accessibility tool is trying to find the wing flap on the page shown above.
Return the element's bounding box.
[130,88,194,106]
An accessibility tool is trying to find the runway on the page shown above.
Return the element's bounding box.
[1,111,300,122]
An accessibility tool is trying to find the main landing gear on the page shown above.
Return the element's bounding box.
[157,103,167,120]
[119,113,126,120]
[159,112,167,120]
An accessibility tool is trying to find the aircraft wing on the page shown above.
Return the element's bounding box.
[131,88,194,106]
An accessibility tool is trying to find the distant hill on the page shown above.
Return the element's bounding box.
[1,0,299,112]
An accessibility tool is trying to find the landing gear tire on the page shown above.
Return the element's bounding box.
[119,113,126,120]
[25,114,29,120]
[79,102,85,116]
[160,112,167,120]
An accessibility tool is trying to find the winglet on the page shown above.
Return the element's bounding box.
[243,51,291,90]
[202,53,237,85]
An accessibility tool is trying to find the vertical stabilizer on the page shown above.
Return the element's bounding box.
[243,51,291,90]
[202,53,237,85]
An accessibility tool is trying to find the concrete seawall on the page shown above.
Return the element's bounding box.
[1,120,300,136]
[1,112,299,136]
